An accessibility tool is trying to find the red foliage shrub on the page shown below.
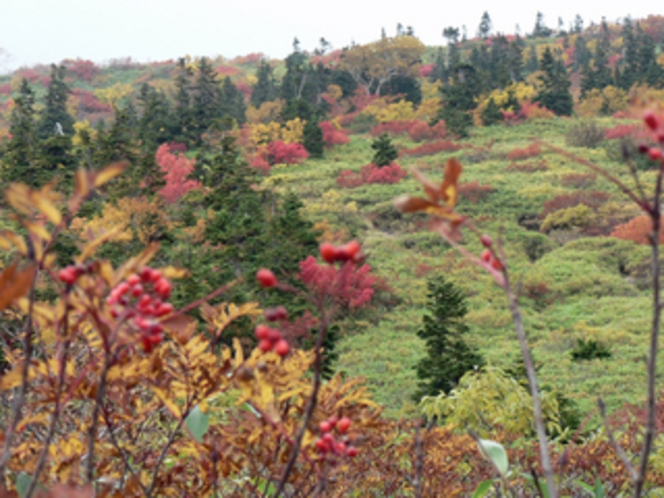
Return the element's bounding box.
[507,143,541,161]
[541,190,610,218]
[156,143,201,204]
[73,89,111,113]
[611,215,664,245]
[458,181,495,203]
[298,256,375,309]
[63,59,99,81]
[0,83,10,95]
[506,160,548,172]
[400,140,464,157]
[266,140,309,165]
[561,173,597,189]
[320,121,350,147]
[232,52,264,65]
[604,123,648,141]
[235,81,252,99]
[336,163,407,188]
[371,120,417,137]
[15,69,41,83]
[407,120,432,142]
[249,151,271,173]
[216,65,239,76]
[419,64,434,78]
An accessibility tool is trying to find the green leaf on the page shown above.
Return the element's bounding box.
[478,438,509,475]
[472,479,494,498]
[185,405,210,443]
[593,478,606,498]
[16,473,31,498]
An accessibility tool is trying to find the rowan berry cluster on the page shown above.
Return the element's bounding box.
[57,263,90,285]
[319,240,362,264]
[314,416,358,459]
[105,267,174,352]
[254,324,290,356]
[640,111,664,163]
[479,235,503,271]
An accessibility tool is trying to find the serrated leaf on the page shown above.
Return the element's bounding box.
[472,479,494,498]
[478,438,509,475]
[185,405,210,443]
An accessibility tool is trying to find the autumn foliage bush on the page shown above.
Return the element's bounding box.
[266,140,309,165]
[156,142,201,204]
[400,140,465,157]
[320,121,350,147]
[541,190,611,218]
[458,181,495,204]
[507,143,542,161]
[336,163,407,188]
[611,215,664,245]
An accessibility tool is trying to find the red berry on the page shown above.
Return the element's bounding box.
[638,143,650,154]
[155,302,174,317]
[481,250,492,263]
[130,283,144,297]
[645,111,659,130]
[319,421,332,433]
[149,270,162,283]
[480,234,493,248]
[334,246,351,262]
[268,328,282,343]
[255,325,270,340]
[336,442,346,454]
[648,147,662,161]
[139,294,152,308]
[342,240,361,260]
[258,339,273,352]
[346,446,358,458]
[127,274,140,286]
[274,339,290,357]
[264,306,288,322]
[155,278,172,299]
[337,417,351,434]
[491,258,503,271]
[140,267,153,282]
[58,267,77,284]
[115,282,130,296]
[327,416,338,429]
[323,433,335,444]
[315,438,329,453]
[319,242,337,264]
[256,268,277,288]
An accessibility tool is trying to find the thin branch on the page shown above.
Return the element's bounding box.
[85,351,113,484]
[272,313,329,497]
[597,398,638,482]
[146,415,186,497]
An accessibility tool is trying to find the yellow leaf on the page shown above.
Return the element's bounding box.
[76,227,124,263]
[0,230,27,255]
[150,386,182,419]
[0,263,35,311]
[159,266,190,279]
[94,162,127,187]
[33,194,62,225]
[25,221,51,242]
[73,168,90,199]
[0,366,23,390]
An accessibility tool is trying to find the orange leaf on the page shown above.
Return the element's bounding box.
[0,263,35,311]
[94,161,127,187]
[440,157,462,208]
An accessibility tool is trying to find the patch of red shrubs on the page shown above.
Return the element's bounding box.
[336,163,407,188]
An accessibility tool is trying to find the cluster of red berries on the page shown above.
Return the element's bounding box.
[314,416,358,459]
[255,324,290,356]
[319,240,362,264]
[105,267,174,352]
[640,111,664,163]
[58,263,90,285]
[479,234,503,271]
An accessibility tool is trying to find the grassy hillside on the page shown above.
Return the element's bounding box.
[265,117,658,418]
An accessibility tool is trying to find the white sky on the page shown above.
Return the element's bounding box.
[0,0,660,72]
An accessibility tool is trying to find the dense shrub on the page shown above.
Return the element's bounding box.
[570,339,612,361]
[506,160,548,172]
[507,143,542,160]
[320,121,350,147]
[73,89,112,113]
[156,143,201,204]
[370,120,418,137]
[337,163,407,188]
[565,121,606,149]
[611,215,664,245]
[561,173,597,189]
[266,140,309,165]
[541,191,611,218]
[458,181,495,204]
[400,140,465,157]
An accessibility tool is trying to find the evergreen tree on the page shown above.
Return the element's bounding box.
[219,76,246,125]
[481,97,502,125]
[191,57,220,141]
[36,64,75,183]
[382,74,422,104]
[137,83,173,150]
[477,11,492,39]
[532,11,552,38]
[3,79,38,187]
[581,38,612,94]
[535,47,573,116]
[303,119,324,158]
[437,64,480,138]
[573,35,591,72]
[413,276,484,400]
[250,60,278,107]
[173,58,194,144]
[371,133,398,166]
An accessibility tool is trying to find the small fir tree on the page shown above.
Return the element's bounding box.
[413,276,484,400]
[3,79,38,187]
[371,133,398,166]
[481,97,503,126]
[303,119,324,158]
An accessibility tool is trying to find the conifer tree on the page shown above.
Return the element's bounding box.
[413,276,484,400]
[191,57,220,141]
[173,58,194,144]
[371,134,398,166]
[251,60,278,107]
[220,76,246,126]
[303,118,324,158]
[535,47,573,116]
[481,97,502,125]
[137,83,172,150]
[3,79,38,187]
[437,64,479,137]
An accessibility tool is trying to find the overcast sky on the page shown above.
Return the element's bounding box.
[0,0,659,73]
